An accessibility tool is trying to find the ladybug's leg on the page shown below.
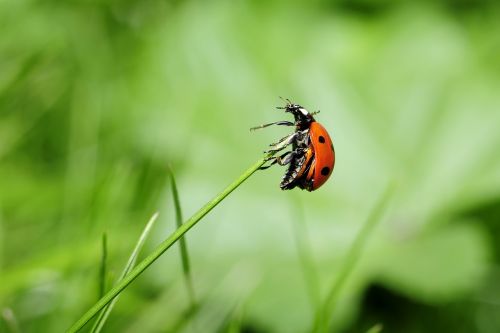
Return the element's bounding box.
[260,148,304,170]
[275,150,296,165]
[260,151,292,170]
[268,129,308,148]
[266,132,298,153]
[250,121,294,131]
[266,129,309,153]
[268,133,296,147]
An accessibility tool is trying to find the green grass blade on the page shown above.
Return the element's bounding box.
[99,233,107,298]
[168,167,196,309]
[314,184,394,333]
[67,157,266,333]
[90,212,159,333]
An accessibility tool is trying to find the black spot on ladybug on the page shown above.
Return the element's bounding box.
[331,144,334,152]
[321,167,330,176]
[318,136,326,143]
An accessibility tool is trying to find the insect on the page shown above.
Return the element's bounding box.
[251,98,335,191]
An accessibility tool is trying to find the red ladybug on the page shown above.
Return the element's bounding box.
[251,99,335,191]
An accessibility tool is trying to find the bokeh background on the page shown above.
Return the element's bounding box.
[1,0,500,332]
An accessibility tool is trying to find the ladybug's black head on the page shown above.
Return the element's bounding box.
[278,100,315,130]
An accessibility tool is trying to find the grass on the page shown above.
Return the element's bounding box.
[2,1,500,331]
[90,212,159,333]
[168,167,197,309]
[67,157,267,332]
[98,233,107,299]
[69,158,391,333]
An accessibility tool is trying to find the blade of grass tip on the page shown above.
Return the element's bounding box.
[2,308,21,333]
[90,212,159,333]
[314,183,395,333]
[168,167,196,309]
[67,157,267,333]
[290,198,321,312]
[99,233,107,298]
[366,323,383,333]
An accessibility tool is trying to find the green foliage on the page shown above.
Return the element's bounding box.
[376,222,489,302]
[1,0,500,332]
[315,185,393,332]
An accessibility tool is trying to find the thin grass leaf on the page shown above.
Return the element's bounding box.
[67,157,266,333]
[90,212,159,333]
[291,198,321,311]
[314,184,395,333]
[99,233,107,298]
[168,167,196,309]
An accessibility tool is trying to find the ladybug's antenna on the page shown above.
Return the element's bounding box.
[278,96,292,108]
[311,110,321,116]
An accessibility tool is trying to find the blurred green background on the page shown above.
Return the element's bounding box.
[1,0,500,332]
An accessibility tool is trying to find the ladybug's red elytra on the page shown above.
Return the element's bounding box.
[251,98,335,191]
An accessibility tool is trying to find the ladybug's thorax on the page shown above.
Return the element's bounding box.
[285,104,315,130]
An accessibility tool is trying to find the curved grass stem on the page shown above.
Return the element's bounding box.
[67,157,267,333]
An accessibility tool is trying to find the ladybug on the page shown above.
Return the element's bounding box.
[251,98,335,191]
